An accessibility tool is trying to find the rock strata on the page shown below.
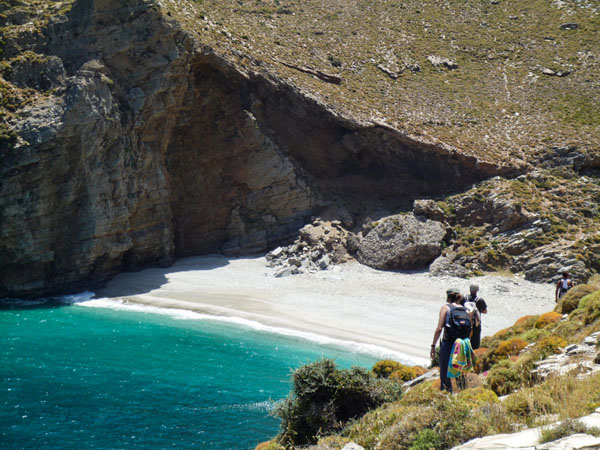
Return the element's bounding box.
[0,0,526,298]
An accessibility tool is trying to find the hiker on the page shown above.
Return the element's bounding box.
[431,289,471,392]
[555,271,574,302]
[463,284,488,350]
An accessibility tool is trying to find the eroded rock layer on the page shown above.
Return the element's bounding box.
[0,0,514,298]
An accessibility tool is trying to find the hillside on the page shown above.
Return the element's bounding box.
[0,0,598,298]
[165,0,600,166]
[261,281,600,449]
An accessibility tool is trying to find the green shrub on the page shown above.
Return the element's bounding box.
[503,388,555,420]
[555,285,598,314]
[553,319,584,342]
[434,396,493,448]
[274,359,402,447]
[531,336,567,361]
[400,380,448,406]
[486,360,522,396]
[409,429,442,450]
[577,291,600,325]
[520,328,549,343]
[457,386,499,407]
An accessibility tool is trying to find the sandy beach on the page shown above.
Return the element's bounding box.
[96,255,555,366]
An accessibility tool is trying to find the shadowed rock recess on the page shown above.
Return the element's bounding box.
[0,0,515,298]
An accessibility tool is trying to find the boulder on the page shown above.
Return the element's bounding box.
[429,256,470,278]
[357,214,446,270]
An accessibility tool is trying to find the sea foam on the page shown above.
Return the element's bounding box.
[74,294,428,367]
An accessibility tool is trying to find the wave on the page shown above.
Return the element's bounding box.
[69,294,428,366]
[182,400,280,414]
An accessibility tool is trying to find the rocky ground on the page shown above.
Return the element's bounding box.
[266,169,600,284]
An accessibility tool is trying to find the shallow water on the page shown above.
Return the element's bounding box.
[1,294,381,449]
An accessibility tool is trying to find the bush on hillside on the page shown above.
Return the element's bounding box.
[503,386,555,421]
[555,284,598,314]
[535,312,562,329]
[457,386,499,407]
[480,338,528,371]
[409,429,442,450]
[373,360,401,378]
[513,315,540,333]
[389,365,428,383]
[520,328,549,343]
[578,291,600,325]
[532,335,567,360]
[553,319,585,342]
[486,360,522,396]
[274,359,402,447]
[473,347,489,373]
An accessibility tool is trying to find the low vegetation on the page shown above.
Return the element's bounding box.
[264,284,600,449]
[164,0,600,169]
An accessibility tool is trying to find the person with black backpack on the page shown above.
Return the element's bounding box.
[430,288,472,393]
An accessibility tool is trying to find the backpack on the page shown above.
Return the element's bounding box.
[445,305,472,341]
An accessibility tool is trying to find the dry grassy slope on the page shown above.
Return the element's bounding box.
[163,0,600,167]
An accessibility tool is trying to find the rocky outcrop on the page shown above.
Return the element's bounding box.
[266,214,352,276]
[357,214,446,270]
[0,0,517,298]
[453,191,537,233]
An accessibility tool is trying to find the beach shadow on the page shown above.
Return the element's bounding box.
[93,253,254,299]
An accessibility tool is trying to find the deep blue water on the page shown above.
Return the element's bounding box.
[0,295,381,449]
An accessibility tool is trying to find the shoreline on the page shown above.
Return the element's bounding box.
[95,255,556,365]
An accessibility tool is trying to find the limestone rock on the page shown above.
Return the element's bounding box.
[341,443,365,450]
[517,248,589,283]
[265,216,351,276]
[427,55,458,70]
[402,368,439,389]
[429,256,470,278]
[413,199,446,222]
[537,434,600,449]
[454,194,535,232]
[357,214,446,270]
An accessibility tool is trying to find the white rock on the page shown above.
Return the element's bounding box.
[342,443,365,450]
[537,433,600,449]
[269,246,284,258]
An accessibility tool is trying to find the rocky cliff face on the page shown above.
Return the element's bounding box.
[0,0,518,298]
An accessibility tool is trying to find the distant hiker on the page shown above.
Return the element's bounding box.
[555,271,574,302]
[463,284,488,350]
[431,289,472,393]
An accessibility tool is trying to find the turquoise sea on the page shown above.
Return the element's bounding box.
[1,293,383,450]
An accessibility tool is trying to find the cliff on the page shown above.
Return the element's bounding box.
[0,0,517,298]
[0,0,598,298]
